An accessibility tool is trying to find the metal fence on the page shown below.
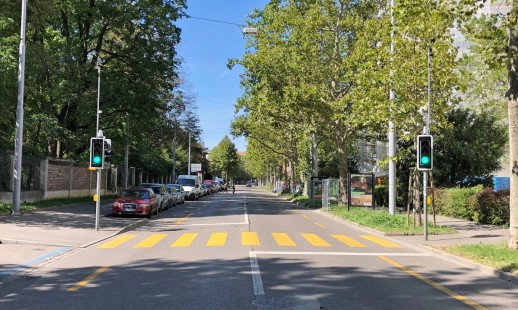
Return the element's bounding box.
[322,178,340,211]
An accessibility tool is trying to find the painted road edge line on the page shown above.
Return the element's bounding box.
[253,251,431,257]
[0,246,71,276]
[379,255,487,310]
[249,251,265,296]
[68,266,110,292]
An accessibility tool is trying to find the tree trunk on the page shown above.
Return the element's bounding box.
[335,122,349,204]
[508,98,518,249]
[506,14,518,249]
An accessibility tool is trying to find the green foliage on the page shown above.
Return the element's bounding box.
[433,108,507,187]
[471,188,510,226]
[210,136,240,179]
[442,243,518,275]
[434,185,483,220]
[329,207,456,235]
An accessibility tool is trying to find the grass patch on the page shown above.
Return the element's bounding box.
[439,243,518,275]
[0,195,116,214]
[328,206,457,235]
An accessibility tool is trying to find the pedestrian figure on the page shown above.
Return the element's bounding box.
[224,183,228,193]
[232,184,235,194]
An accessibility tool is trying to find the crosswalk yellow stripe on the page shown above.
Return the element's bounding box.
[331,234,367,247]
[242,232,260,246]
[360,235,402,248]
[206,232,227,246]
[272,233,296,246]
[301,233,331,247]
[97,235,137,249]
[134,234,167,248]
[171,233,198,247]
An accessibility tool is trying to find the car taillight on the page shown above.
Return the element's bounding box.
[113,202,121,208]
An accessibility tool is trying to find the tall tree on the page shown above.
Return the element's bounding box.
[459,0,518,249]
[210,136,240,180]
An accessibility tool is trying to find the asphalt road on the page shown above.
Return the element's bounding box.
[1,187,517,309]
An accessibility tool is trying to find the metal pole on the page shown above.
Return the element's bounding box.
[96,56,101,136]
[12,0,28,215]
[124,112,129,189]
[172,120,177,183]
[423,44,432,240]
[188,131,191,175]
[95,169,101,230]
[388,0,396,215]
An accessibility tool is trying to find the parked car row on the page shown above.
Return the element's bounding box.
[112,179,226,219]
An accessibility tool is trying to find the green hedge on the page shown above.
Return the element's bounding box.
[434,186,510,227]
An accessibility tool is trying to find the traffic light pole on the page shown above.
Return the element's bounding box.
[423,43,433,241]
[95,168,101,230]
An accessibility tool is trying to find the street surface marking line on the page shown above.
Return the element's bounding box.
[134,234,167,248]
[360,235,402,248]
[175,212,194,225]
[242,232,260,246]
[301,233,331,247]
[68,266,109,292]
[315,222,326,229]
[272,233,296,247]
[379,256,487,310]
[332,234,367,247]
[206,232,227,246]
[171,233,198,247]
[254,251,431,256]
[97,235,137,249]
[249,251,265,295]
[302,215,310,219]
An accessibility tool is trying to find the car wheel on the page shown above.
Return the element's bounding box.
[147,209,152,219]
[165,201,169,210]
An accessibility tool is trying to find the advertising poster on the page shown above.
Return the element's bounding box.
[349,174,374,207]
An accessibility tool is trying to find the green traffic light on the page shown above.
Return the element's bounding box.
[421,156,430,165]
[93,156,102,164]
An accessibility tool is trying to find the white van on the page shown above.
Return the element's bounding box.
[177,175,201,200]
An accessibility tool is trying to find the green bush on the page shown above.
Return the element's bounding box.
[434,186,510,226]
[434,185,483,220]
[471,188,510,226]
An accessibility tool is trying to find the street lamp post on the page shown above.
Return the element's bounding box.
[12,0,28,215]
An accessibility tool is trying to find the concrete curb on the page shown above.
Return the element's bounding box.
[80,219,149,248]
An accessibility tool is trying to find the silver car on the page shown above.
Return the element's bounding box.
[138,183,173,212]
[166,184,186,205]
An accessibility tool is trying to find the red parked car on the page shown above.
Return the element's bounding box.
[112,188,158,219]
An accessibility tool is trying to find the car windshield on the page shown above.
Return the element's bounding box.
[150,186,161,194]
[178,179,195,186]
[122,190,149,199]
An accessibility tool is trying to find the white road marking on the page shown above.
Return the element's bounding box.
[249,251,265,296]
[253,251,431,257]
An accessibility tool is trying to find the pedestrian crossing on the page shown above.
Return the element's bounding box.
[97,232,402,249]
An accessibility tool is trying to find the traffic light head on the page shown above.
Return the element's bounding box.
[90,138,105,168]
[417,135,433,171]
[104,139,112,164]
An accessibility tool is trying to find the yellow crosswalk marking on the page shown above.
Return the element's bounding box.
[206,232,227,246]
[301,233,331,247]
[272,233,296,246]
[331,234,367,247]
[242,232,260,246]
[134,234,167,248]
[360,235,402,248]
[97,235,137,249]
[171,233,198,247]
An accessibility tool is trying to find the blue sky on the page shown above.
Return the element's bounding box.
[176,1,268,152]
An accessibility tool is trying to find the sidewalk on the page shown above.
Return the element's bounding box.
[0,201,147,280]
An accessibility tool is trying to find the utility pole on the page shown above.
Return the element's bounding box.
[388,0,396,215]
[188,131,191,175]
[94,56,102,231]
[11,0,28,215]
[124,111,129,189]
[423,43,433,240]
[172,119,177,183]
